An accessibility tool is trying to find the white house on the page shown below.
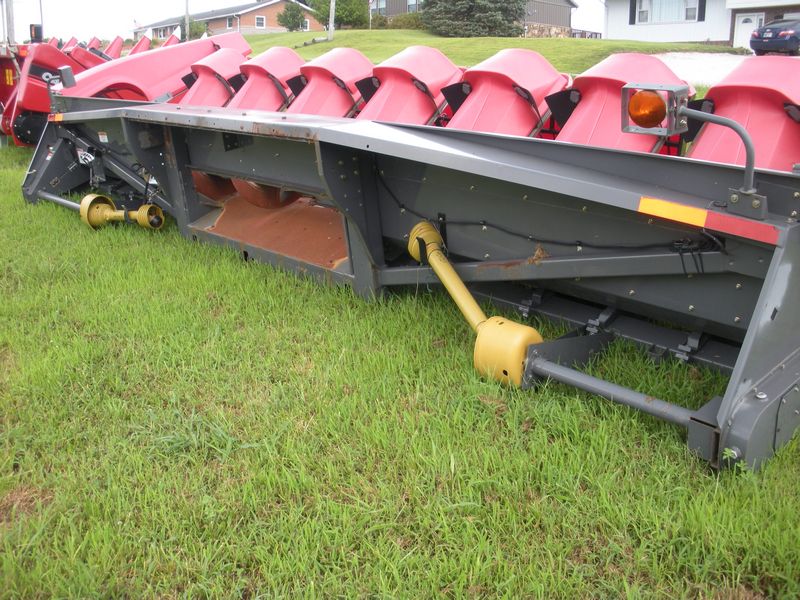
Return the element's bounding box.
[605,0,800,47]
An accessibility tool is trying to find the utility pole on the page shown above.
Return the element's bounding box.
[4,0,14,43]
[184,0,190,41]
[327,0,335,41]
[39,0,43,34]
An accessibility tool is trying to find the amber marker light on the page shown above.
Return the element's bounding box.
[628,90,667,129]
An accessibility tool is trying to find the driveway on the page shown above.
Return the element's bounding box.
[654,52,750,88]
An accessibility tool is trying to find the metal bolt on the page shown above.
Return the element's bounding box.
[647,218,654,225]
[794,192,799,199]
[484,253,490,259]
[337,160,344,166]
[481,225,487,231]
[522,194,528,200]
[576,245,583,252]
[755,391,768,400]
[628,289,636,296]
[339,174,347,180]
[470,185,476,191]
[730,194,739,203]
[752,199,761,209]
[353,170,359,176]
[688,305,695,311]
[792,210,798,218]
[581,206,587,212]
[734,316,742,323]
[735,283,742,290]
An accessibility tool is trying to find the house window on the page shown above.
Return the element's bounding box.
[408,0,419,12]
[303,18,310,31]
[377,0,386,16]
[255,15,266,28]
[226,17,234,29]
[637,0,650,23]
[684,0,698,20]
[637,0,698,23]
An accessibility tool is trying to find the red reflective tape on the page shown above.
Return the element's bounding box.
[704,211,780,246]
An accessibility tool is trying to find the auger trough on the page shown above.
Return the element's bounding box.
[19,35,800,469]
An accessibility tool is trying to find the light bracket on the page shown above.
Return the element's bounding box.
[622,83,690,137]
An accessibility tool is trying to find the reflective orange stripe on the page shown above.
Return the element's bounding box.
[639,196,707,227]
[638,196,779,245]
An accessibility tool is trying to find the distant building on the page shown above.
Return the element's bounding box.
[605,0,800,47]
[371,0,583,34]
[524,0,577,29]
[134,0,324,40]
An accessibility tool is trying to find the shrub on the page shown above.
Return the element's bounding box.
[389,12,424,30]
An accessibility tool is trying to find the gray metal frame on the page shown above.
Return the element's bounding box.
[22,99,800,469]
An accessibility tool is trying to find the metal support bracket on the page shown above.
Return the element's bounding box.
[728,187,768,220]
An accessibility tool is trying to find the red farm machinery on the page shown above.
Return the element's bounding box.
[16,33,800,470]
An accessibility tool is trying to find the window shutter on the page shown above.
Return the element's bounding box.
[629,0,637,24]
[698,0,706,21]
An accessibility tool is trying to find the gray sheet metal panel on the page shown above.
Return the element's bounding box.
[57,104,799,218]
[718,224,800,467]
[22,125,89,203]
[184,128,328,198]
[378,251,733,286]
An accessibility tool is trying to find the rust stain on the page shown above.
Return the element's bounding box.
[192,172,236,202]
[208,195,348,268]
[231,179,300,209]
[475,244,550,270]
[529,244,550,265]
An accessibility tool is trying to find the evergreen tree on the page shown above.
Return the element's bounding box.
[278,2,307,31]
[422,0,525,37]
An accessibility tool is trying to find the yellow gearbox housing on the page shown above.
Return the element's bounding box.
[474,316,543,386]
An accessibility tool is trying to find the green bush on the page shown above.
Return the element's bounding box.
[388,12,424,30]
[370,13,389,29]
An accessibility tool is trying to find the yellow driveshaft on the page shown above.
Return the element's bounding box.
[79,193,164,230]
[408,221,543,386]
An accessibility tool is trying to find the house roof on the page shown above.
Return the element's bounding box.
[135,0,314,32]
[532,0,578,8]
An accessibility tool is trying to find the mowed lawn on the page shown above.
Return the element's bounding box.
[1,32,799,597]
[245,29,744,70]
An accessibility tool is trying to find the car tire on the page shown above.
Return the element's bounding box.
[753,49,766,56]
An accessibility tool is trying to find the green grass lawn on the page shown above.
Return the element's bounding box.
[245,29,743,73]
[0,32,798,596]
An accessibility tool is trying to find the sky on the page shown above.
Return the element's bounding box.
[2,0,606,43]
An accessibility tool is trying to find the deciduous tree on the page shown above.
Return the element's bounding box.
[278,2,307,31]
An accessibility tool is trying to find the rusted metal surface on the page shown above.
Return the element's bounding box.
[207,195,348,268]
[230,178,300,209]
[192,171,236,202]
